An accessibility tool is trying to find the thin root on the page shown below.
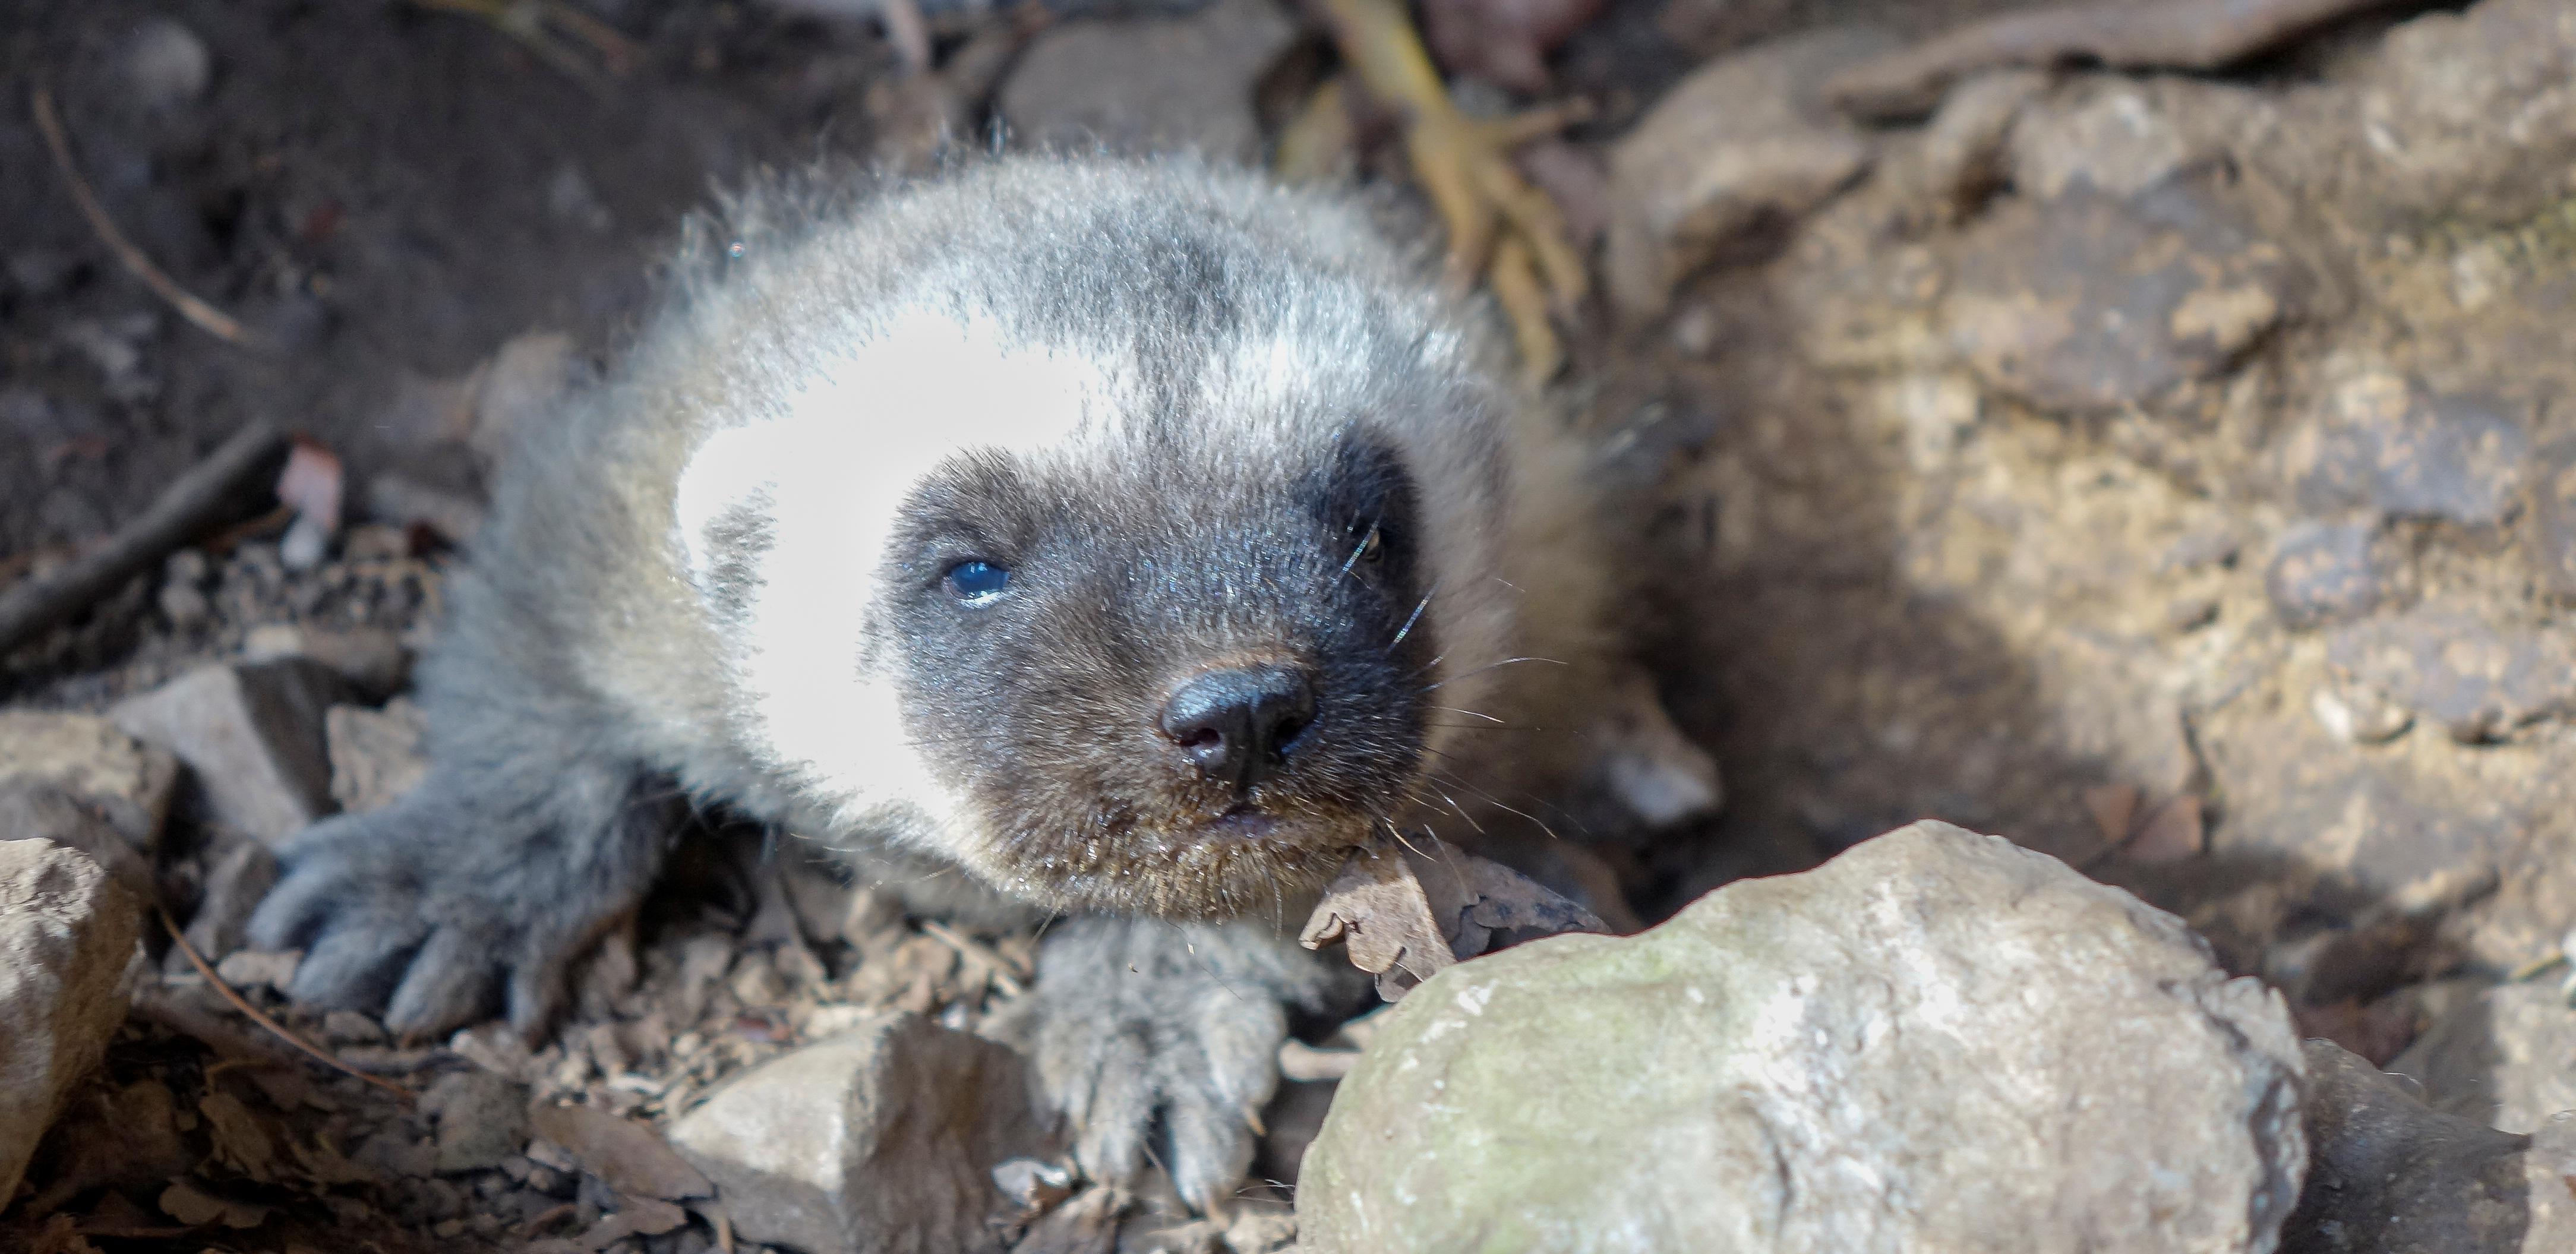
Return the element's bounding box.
[31,84,258,347]
[157,905,417,1104]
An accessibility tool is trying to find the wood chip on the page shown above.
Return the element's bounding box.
[526,1101,712,1201]
[1301,830,1609,1000]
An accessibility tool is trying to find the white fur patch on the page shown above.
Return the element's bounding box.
[674,310,1119,832]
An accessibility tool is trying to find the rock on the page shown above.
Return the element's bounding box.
[2007,83,2195,201]
[326,699,431,815]
[121,18,213,112]
[2285,371,2528,527]
[242,623,412,700]
[1605,28,1893,318]
[0,839,144,1205]
[0,711,179,849]
[668,1011,1055,1254]
[2303,0,2576,230]
[111,660,350,844]
[180,836,281,961]
[2265,520,2391,630]
[424,1070,532,1173]
[998,0,1296,164]
[2388,981,2576,1136]
[1297,821,2306,1254]
[2325,605,2576,743]
[2530,438,2576,599]
[1946,175,2303,415]
[0,788,153,901]
[2285,1040,2576,1253]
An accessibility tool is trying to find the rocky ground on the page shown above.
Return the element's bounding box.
[5,0,2576,1250]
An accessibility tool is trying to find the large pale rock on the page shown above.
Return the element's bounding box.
[0,839,144,1204]
[1605,28,1892,318]
[668,1011,1055,1254]
[111,659,349,844]
[2286,1040,2576,1253]
[1298,820,2307,1254]
[0,711,178,849]
[2389,980,2576,1135]
[997,0,1295,164]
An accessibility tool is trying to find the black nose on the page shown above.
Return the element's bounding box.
[1158,665,1318,789]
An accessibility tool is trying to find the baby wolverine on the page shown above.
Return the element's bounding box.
[251,156,1717,1208]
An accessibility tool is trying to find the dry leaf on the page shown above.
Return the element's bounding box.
[526,1102,712,1201]
[1302,830,1608,1000]
[198,1091,283,1182]
[2126,794,2205,864]
[2082,784,2139,846]
[157,1180,272,1230]
[1299,837,1455,999]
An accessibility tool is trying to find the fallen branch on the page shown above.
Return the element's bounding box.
[31,84,261,346]
[0,420,289,658]
[1826,0,2410,119]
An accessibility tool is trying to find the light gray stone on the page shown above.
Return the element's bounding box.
[2389,980,2576,1136]
[0,839,144,1205]
[1298,820,2307,1254]
[0,711,179,850]
[180,836,282,961]
[242,623,413,701]
[111,659,349,844]
[1605,28,1893,318]
[998,0,1296,165]
[326,699,430,815]
[669,1010,1055,1254]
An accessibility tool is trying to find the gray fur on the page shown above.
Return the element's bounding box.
[250,154,1711,1209]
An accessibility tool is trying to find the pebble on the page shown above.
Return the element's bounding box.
[121,18,213,112]
[2286,371,2528,527]
[998,0,1296,165]
[2325,604,2576,743]
[668,1010,1055,1254]
[111,659,351,844]
[2293,1040,2576,1252]
[2264,520,2389,630]
[0,711,178,850]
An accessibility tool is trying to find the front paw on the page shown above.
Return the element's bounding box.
[246,772,664,1039]
[1025,918,1331,1211]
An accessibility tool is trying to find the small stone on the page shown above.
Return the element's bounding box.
[121,18,213,111]
[213,949,301,994]
[1296,821,2306,1254]
[0,712,179,850]
[365,473,487,545]
[180,836,282,960]
[2325,604,2576,743]
[2307,683,2413,746]
[1605,27,1893,318]
[321,1009,384,1045]
[0,839,144,1205]
[2285,372,2529,527]
[2286,1040,2576,1253]
[998,0,1296,165]
[2388,981,2576,1136]
[157,582,212,631]
[243,624,412,700]
[425,1070,532,1174]
[668,1010,1055,1254]
[111,660,350,844]
[326,699,430,815]
[2265,520,2391,630]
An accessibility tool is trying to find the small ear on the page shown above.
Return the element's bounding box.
[674,422,787,621]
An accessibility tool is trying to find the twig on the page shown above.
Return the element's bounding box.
[1826,0,2411,119]
[31,84,260,346]
[156,904,418,1104]
[917,918,1027,996]
[0,419,288,658]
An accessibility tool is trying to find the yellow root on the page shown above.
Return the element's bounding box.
[1307,0,1587,384]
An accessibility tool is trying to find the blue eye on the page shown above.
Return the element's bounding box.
[945,560,1010,604]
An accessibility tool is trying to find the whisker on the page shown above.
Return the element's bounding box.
[1388,583,1436,652]
[1426,705,1506,725]
[1420,656,1565,693]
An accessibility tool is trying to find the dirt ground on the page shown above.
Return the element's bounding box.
[5,0,2576,1250]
